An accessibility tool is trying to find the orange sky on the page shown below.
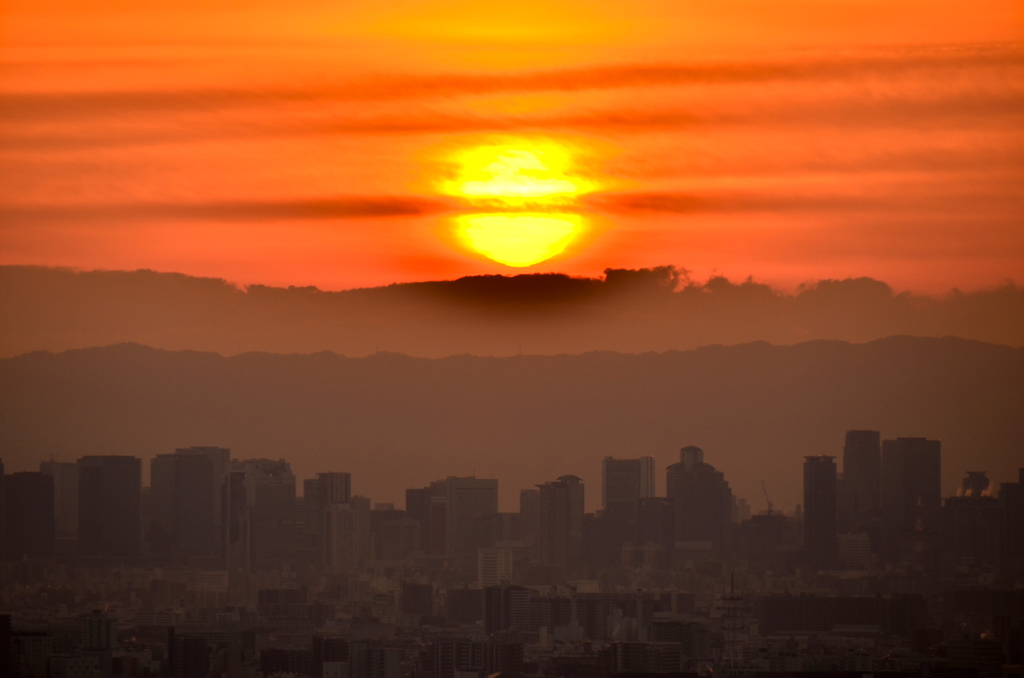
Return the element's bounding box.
[1,0,1023,292]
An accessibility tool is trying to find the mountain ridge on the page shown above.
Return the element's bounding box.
[2,336,1021,512]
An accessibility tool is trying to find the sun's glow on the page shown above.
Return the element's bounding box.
[455,213,584,267]
[443,140,595,207]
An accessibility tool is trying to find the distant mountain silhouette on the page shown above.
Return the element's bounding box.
[2,337,1020,510]
[1,265,1022,358]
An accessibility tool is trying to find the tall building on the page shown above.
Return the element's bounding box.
[304,472,352,553]
[881,437,941,531]
[484,584,534,635]
[175,447,230,526]
[538,475,585,569]
[880,437,941,563]
[803,455,838,570]
[518,488,541,551]
[601,457,655,516]
[999,468,1024,585]
[228,459,296,571]
[942,471,1001,574]
[477,547,514,587]
[78,456,142,559]
[39,461,79,544]
[665,446,734,555]
[841,430,880,530]
[151,450,221,558]
[406,479,447,554]
[323,496,371,571]
[445,476,498,570]
[3,472,55,559]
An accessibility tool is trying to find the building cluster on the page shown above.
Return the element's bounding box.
[0,433,1022,678]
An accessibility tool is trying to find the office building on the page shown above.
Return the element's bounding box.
[538,474,585,569]
[229,459,296,570]
[803,455,838,570]
[3,472,55,559]
[151,451,220,558]
[40,461,79,544]
[841,430,880,530]
[304,471,352,553]
[78,456,142,558]
[324,496,371,571]
[445,476,498,570]
[665,446,734,555]
[477,547,514,588]
[881,436,941,533]
[601,456,655,517]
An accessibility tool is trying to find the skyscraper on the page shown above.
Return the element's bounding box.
[3,472,55,559]
[841,430,880,530]
[803,455,838,570]
[304,471,352,554]
[880,437,941,563]
[78,456,142,559]
[665,446,734,555]
[229,459,296,570]
[538,474,585,568]
[175,446,230,531]
[323,495,371,571]
[445,476,498,570]
[601,457,655,515]
[881,437,942,533]
[151,451,220,558]
[39,461,79,544]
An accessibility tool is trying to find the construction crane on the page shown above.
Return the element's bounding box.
[761,480,773,515]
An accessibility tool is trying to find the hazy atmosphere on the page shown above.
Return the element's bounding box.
[1,1,1023,676]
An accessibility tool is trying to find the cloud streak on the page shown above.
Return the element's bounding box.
[2,42,1020,122]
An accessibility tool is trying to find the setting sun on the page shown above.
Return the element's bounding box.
[442,139,595,207]
[455,213,584,267]
[441,138,595,267]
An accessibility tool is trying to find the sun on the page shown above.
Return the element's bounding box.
[442,139,595,208]
[440,138,596,266]
[455,213,585,267]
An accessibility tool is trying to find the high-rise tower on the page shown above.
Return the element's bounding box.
[841,430,880,530]
[78,456,142,559]
[538,474,585,568]
[601,457,655,517]
[666,446,734,555]
[803,455,838,570]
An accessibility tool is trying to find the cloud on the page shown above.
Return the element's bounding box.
[0,196,452,223]
[2,42,1019,123]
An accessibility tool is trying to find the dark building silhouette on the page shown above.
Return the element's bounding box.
[39,461,79,546]
[666,446,734,556]
[401,583,434,618]
[233,458,296,571]
[445,476,498,572]
[484,584,533,635]
[78,456,141,559]
[0,460,4,561]
[601,456,655,518]
[881,437,941,562]
[445,588,484,625]
[538,474,584,570]
[942,471,1001,575]
[3,471,55,560]
[304,471,352,555]
[1000,468,1024,585]
[636,496,674,550]
[803,455,837,570]
[840,430,880,531]
[150,450,222,559]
